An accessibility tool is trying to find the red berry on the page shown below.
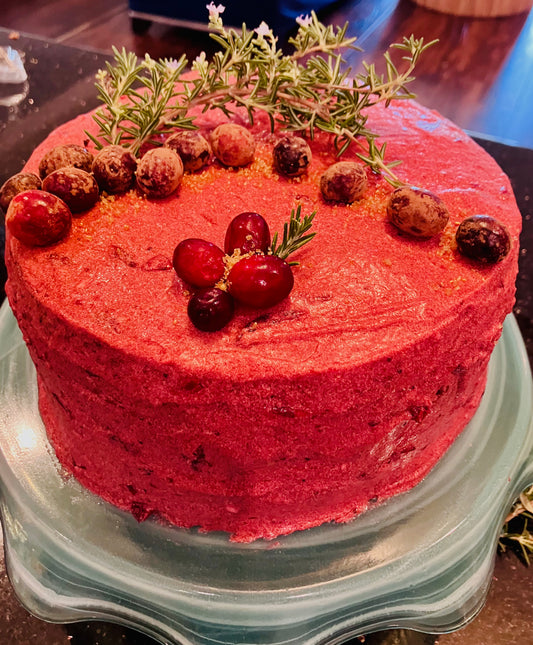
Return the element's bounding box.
[228,254,294,308]
[188,288,234,331]
[42,167,99,213]
[173,238,225,288]
[387,186,449,238]
[224,212,271,255]
[136,148,184,199]
[0,172,42,212]
[38,143,93,179]
[165,130,212,172]
[273,136,311,177]
[6,190,72,246]
[211,124,256,167]
[456,215,511,263]
[92,145,137,194]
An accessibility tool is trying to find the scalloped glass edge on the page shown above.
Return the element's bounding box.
[0,300,532,645]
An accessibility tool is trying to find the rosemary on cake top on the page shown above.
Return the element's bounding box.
[88,4,436,186]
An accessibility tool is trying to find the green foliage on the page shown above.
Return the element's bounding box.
[89,9,436,183]
[270,205,316,264]
[500,485,533,565]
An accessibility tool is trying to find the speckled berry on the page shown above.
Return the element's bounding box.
[188,287,235,332]
[136,148,184,198]
[320,161,368,203]
[228,254,294,308]
[6,189,72,246]
[42,167,99,214]
[0,172,42,213]
[224,212,271,255]
[38,144,93,179]
[92,145,137,194]
[273,136,312,177]
[165,130,212,172]
[211,123,256,167]
[173,238,225,288]
[387,186,449,238]
[456,215,511,263]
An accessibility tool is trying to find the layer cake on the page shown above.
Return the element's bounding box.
[4,98,521,541]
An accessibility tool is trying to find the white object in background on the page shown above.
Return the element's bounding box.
[0,46,27,84]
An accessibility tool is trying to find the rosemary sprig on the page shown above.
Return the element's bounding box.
[271,205,316,265]
[500,485,533,565]
[89,5,436,183]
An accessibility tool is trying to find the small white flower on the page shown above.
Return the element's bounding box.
[296,14,313,28]
[194,51,207,66]
[206,2,225,19]
[192,51,208,74]
[165,58,181,71]
[255,21,272,38]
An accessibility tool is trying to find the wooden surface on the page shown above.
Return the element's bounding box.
[1,0,533,147]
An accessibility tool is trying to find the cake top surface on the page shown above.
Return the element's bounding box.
[6,98,521,379]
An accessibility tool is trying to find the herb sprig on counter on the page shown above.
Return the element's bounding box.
[88,5,436,185]
[500,485,533,564]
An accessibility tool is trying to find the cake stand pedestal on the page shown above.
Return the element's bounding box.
[0,301,532,645]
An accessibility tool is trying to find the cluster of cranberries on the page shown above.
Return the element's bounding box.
[0,122,514,334]
[386,185,511,264]
[173,212,294,332]
[1,139,190,247]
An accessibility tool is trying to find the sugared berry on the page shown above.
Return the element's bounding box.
[173,238,225,288]
[224,212,271,255]
[188,287,234,332]
[387,186,449,238]
[92,145,137,194]
[165,130,212,172]
[136,148,184,198]
[42,167,99,214]
[211,124,256,167]
[0,172,42,213]
[6,190,72,246]
[228,254,294,308]
[273,136,311,177]
[38,144,93,179]
[456,215,511,263]
[320,161,368,203]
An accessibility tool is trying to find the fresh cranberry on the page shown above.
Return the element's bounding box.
[455,215,511,263]
[228,254,294,308]
[92,145,137,194]
[188,288,234,331]
[42,167,99,213]
[273,136,311,177]
[224,212,271,255]
[0,172,42,212]
[136,147,184,199]
[173,238,225,288]
[38,143,93,179]
[387,186,449,238]
[6,189,72,246]
[211,123,255,167]
[165,131,211,172]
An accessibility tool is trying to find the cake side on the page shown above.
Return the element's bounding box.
[4,99,521,541]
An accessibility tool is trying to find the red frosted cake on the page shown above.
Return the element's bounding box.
[2,17,521,541]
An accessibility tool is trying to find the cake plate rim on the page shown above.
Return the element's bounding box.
[0,300,532,645]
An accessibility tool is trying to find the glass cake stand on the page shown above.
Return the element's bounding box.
[0,300,532,645]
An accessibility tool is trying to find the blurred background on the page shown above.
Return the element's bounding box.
[1,0,533,144]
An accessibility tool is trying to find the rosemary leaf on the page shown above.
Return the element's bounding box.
[88,9,435,184]
[271,205,316,265]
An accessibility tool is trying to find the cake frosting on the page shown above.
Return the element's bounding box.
[4,100,521,541]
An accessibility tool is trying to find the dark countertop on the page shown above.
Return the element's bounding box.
[0,28,532,645]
